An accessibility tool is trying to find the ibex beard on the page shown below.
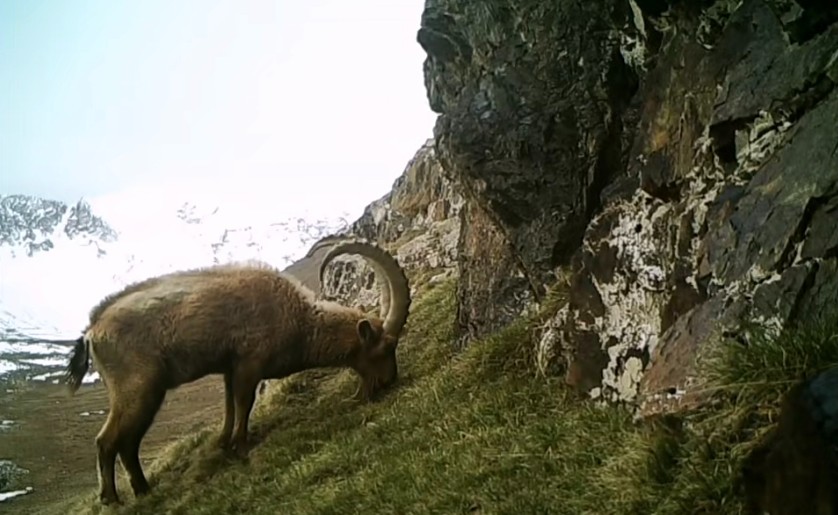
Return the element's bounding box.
[63,239,411,506]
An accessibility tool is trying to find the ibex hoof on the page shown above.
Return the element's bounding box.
[132,481,151,497]
[230,440,251,459]
[215,435,232,450]
[99,493,121,506]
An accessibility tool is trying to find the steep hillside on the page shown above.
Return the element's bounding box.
[30,271,838,515]
[11,0,838,513]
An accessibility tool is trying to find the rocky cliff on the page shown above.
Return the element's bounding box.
[288,139,463,312]
[306,0,838,421]
[411,0,838,418]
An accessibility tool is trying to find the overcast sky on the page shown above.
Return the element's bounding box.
[0,0,437,222]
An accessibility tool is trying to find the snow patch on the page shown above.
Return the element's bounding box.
[0,341,68,355]
[0,487,33,502]
[19,357,65,368]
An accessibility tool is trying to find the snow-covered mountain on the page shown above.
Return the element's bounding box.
[0,193,350,384]
[0,194,117,258]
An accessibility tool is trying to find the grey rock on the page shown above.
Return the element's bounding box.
[520,0,838,410]
[455,201,533,347]
[419,0,642,302]
[0,460,28,492]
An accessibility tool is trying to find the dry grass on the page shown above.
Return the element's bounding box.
[28,278,838,515]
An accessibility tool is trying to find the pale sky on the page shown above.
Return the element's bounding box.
[0,0,437,221]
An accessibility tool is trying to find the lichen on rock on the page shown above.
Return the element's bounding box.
[411,0,838,413]
[561,0,838,413]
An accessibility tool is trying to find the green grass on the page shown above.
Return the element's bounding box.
[59,278,838,515]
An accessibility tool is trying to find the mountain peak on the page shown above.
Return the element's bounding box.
[0,194,117,257]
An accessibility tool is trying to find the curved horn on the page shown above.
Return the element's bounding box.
[366,262,392,319]
[309,236,390,316]
[304,234,347,260]
[319,239,411,337]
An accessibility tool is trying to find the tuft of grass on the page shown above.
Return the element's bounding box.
[54,280,838,515]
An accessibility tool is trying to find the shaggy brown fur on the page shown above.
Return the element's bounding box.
[64,240,411,506]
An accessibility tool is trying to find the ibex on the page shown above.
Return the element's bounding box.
[63,238,411,506]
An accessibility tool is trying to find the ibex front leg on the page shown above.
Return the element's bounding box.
[229,362,261,458]
[217,371,235,450]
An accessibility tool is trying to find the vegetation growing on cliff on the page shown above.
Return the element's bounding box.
[47,277,838,515]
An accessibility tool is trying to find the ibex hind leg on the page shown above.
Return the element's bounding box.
[117,386,166,498]
[95,408,123,505]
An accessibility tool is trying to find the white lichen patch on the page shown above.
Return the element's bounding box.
[618,31,647,74]
[750,312,784,339]
[735,110,793,176]
[603,353,646,402]
[628,0,646,38]
[614,0,648,74]
[586,192,674,402]
[371,201,391,226]
[565,127,738,404]
[746,264,777,284]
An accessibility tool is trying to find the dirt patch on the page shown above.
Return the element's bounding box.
[0,376,225,514]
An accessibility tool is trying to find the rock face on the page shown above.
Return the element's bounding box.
[418,0,643,340]
[0,459,28,492]
[412,0,838,413]
[297,140,464,313]
[569,0,838,413]
[299,0,838,418]
[455,201,535,346]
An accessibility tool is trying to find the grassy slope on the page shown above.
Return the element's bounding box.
[51,277,838,515]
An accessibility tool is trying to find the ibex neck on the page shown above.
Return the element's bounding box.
[304,307,360,368]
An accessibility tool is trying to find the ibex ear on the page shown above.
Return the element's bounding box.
[356,319,377,349]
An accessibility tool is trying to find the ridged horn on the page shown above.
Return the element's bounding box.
[307,236,389,310]
[310,236,391,316]
[304,235,347,260]
[319,239,411,337]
